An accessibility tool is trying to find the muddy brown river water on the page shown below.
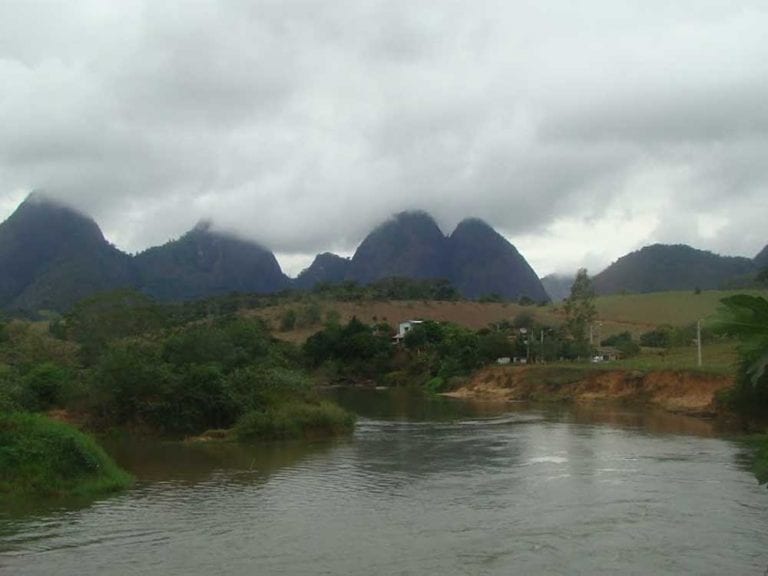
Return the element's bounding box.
[2,390,767,575]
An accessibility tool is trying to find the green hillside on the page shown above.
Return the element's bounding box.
[594,289,767,328]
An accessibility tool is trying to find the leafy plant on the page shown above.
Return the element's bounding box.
[711,295,768,416]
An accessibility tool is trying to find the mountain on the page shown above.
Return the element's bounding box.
[0,198,553,309]
[447,218,549,301]
[592,244,757,295]
[0,194,136,311]
[346,211,449,284]
[541,273,575,302]
[294,252,350,290]
[755,244,768,269]
[134,221,289,301]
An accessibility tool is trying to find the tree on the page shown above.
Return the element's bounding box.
[280,309,297,331]
[712,294,768,416]
[53,290,168,365]
[564,268,597,356]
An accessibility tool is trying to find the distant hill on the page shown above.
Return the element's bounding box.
[0,194,136,311]
[592,244,757,295]
[541,273,574,302]
[134,221,289,301]
[447,218,549,301]
[346,211,449,285]
[294,253,350,290]
[755,244,768,269]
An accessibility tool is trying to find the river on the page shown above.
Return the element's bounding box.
[2,390,767,575]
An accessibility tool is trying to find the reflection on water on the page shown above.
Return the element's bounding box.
[2,389,767,576]
[106,435,341,485]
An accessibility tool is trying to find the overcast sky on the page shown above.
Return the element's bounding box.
[1,0,767,277]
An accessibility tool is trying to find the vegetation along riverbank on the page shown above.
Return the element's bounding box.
[0,412,132,497]
[1,275,767,493]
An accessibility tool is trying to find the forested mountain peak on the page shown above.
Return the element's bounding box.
[295,252,350,290]
[448,217,549,301]
[134,222,289,301]
[0,194,135,311]
[592,243,757,294]
[346,210,449,284]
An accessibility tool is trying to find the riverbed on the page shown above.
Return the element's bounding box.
[1,390,767,575]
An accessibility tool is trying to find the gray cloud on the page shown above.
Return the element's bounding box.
[1,0,767,276]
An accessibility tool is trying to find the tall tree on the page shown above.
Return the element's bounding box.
[564,268,597,355]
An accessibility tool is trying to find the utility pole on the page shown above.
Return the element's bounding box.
[697,319,702,367]
[540,329,544,364]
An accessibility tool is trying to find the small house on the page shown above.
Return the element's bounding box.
[392,320,424,343]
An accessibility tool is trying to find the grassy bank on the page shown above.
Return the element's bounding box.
[0,412,132,497]
[235,400,356,442]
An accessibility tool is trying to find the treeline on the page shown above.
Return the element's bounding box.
[304,312,611,392]
[0,290,354,439]
[4,276,544,322]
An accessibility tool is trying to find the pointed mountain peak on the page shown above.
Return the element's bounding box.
[16,191,87,217]
[192,218,214,233]
[755,244,768,268]
[294,252,351,289]
[347,210,449,284]
[7,192,105,244]
[452,217,497,236]
[447,218,548,301]
[373,210,444,237]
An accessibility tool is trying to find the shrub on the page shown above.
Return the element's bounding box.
[639,326,674,348]
[0,412,132,496]
[19,362,74,411]
[234,401,355,442]
[600,331,641,357]
[0,365,21,413]
[280,309,297,331]
[425,376,447,393]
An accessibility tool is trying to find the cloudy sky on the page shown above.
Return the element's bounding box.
[1,0,767,277]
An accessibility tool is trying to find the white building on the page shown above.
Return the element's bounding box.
[393,320,424,342]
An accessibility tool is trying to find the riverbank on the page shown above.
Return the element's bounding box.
[445,365,734,416]
[0,412,132,497]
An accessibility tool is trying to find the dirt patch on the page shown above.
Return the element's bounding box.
[446,366,734,416]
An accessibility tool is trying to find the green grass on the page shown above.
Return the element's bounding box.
[592,289,767,329]
[0,412,132,497]
[603,342,738,375]
[234,400,356,442]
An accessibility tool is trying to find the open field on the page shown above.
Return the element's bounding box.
[589,341,738,375]
[593,289,768,332]
[246,288,767,345]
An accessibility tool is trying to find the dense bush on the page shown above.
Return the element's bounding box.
[304,317,393,379]
[639,325,674,348]
[87,317,313,435]
[712,295,768,419]
[0,412,132,496]
[600,331,641,357]
[639,323,713,349]
[235,401,356,441]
